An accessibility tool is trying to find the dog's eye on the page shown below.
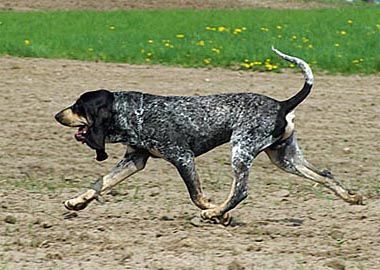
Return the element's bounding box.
[72,103,85,116]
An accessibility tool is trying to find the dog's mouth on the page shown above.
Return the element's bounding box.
[74,125,88,143]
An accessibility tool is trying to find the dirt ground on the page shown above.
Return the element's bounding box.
[0,56,379,270]
[1,1,380,270]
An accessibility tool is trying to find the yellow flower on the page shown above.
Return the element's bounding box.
[291,35,297,40]
[218,26,228,32]
[211,48,220,54]
[340,30,347,36]
[233,28,242,35]
[242,27,247,31]
[203,58,211,65]
[88,48,94,52]
[347,19,353,25]
[277,35,282,39]
[24,39,31,46]
[241,63,250,69]
[109,25,116,30]
[206,26,216,31]
[176,34,185,39]
[196,40,205,46]
[140,49,145,54]
[148,40,154,44]
[260,27,269,32]
[334,43,340,47]
[276,25,283,30]
[352,59,360,64]
[302,37,309,43]
[376,24,380,30]
[147,52,153,57]
[308,44,313,49]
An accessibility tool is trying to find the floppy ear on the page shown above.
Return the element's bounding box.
[85,106,112,161]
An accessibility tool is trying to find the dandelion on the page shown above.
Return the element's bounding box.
[109,25,116,30]
[291,35,297,40]
[196,40,205,46]
[218,26,228,32]
[24,39,31,46]
[176,34,185,39]
[203,58,211,65]
[140,49,145,54]
[206,26,216,31]
[276,25,283,30]
[334,43,340,47]
[347,19,353,25]
[148,40,154,44]
[277,35,282,39]
[242,27,247,31]
[308,44,313,49]
[211,48,220,54]
[302,37,309,43]
[352,59,360,64]
[339,30,347,36]
[260,27,269,32]
[147,52,153,57]
[289,63,295,68]
[376,24,380,30]
[88,48,94,52]
[265,62,277,71]
[241,62,251,69]
[233,28,242,35]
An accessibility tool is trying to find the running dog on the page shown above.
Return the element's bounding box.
[55,47,363,225]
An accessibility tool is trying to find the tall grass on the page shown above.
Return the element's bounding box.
[0,8,379,73]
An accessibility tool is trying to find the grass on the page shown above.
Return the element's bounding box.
[0,8,379,74]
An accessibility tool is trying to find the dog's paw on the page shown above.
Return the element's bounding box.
[346,191,364,205]
[200,209,232,226]
[64,197,94,211]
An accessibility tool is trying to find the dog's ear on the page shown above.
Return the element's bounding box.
[81,90,114,161]
[85,107,111,161]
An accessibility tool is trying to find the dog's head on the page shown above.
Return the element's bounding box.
[55,89,114,161]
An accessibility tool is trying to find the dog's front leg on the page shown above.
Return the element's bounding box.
[160,147,216,211]
[64,151,149,211]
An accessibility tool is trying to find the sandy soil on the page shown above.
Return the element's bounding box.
[0,0,338,11]
[0,56,379,270]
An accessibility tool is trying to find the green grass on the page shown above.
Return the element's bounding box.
[0,8,379,73]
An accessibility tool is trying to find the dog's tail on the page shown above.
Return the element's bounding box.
[272,47,314,114]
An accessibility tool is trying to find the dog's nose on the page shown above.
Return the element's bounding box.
[55,111,63,123]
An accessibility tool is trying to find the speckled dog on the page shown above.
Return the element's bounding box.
[55,48,363,225]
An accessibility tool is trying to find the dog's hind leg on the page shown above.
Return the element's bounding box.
[64,150,149,211]
[201,132,274,225]
[265,133,363,204]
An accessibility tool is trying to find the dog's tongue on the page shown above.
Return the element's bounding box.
[75,126,87,142]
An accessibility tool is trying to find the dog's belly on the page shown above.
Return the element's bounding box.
[189,129,232,157]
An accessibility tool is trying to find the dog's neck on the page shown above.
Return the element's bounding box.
[105,91,146,146]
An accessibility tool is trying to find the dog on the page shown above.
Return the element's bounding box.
[55,47,363,225]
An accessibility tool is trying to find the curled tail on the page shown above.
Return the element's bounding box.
[272,47,314,114]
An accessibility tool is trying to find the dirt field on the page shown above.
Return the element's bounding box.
[0,56,379,270]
